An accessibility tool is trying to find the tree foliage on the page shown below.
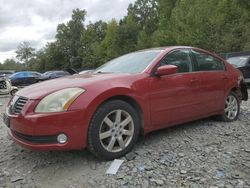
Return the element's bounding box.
[0,59,25,71]
[1,0,250,71]
[15,41,35,63]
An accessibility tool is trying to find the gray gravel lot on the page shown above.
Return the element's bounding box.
[0,91,250,188]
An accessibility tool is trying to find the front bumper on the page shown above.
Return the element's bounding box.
[4,105,89,151]
[8,130,68,151]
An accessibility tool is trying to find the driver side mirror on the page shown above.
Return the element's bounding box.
[156,65,178,76]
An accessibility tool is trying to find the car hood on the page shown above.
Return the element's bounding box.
[16,73,137,100]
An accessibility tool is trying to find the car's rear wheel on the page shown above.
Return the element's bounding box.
[220,92,240,122]
[88,100,140,160]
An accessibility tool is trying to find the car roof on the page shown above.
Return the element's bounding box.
[14,71,41,74]
[136,46,193,52]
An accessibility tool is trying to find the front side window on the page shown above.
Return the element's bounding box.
[160,49,193,73]
[192,50,225,71]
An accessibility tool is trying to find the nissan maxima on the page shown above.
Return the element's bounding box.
[3,46,248,160]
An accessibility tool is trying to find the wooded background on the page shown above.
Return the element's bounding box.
[1,0,250,71]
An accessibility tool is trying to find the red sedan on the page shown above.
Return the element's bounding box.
[3,46,248,160]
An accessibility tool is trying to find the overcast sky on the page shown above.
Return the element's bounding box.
[0,0,136,63]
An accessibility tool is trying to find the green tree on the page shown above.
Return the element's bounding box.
[16,0,250,72]
[15,41,35,63]
[166,0,250,52]
[117,14,139,53]
[128,0,159,34]
[33,42,66,71]
[56,9,86,69]
[99,19,120,62]
[127,0,160,49]
[79,20,107,68]
[1,58,25,71]
[153,0,177,46]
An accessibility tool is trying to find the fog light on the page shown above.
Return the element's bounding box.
[57,133,68,144]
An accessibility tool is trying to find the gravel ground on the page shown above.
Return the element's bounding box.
[0,91,249,188]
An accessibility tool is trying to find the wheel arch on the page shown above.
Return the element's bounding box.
[230,86,238,93]
[229,86,243,101]
[77,87,149,149]
[97,95,144,134]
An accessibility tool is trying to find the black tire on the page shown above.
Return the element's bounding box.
[220,92,240,122]
[10,89,18,96]
[88,100,140,160]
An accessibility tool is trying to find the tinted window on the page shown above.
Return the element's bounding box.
[160,50,193,73]
[192,50,225,71]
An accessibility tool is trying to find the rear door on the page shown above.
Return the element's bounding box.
[148,49,202,128]
[191,49,227,114]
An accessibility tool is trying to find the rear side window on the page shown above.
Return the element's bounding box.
[192,50,225,71]
[160,49,193,73]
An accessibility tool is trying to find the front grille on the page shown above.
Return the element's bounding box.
[10,96,28,114]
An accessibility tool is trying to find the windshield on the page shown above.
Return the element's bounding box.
[227,56,249,67]
[95,50,162,74]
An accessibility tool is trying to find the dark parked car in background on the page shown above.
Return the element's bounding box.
[0,70,15,78]
[227,56,250,84]
[10,71,42,86]
[40,71,70,80]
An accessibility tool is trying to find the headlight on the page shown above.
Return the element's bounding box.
[35,88,85,113]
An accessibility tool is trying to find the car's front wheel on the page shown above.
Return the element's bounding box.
[220,92,240,122]
[10,89,18,96]
[88,100,140,160]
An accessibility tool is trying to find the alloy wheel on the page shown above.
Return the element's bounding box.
[99,109,134,153]
[225,95,239,120]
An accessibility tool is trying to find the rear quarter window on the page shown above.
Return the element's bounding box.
[192,50,225,71]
